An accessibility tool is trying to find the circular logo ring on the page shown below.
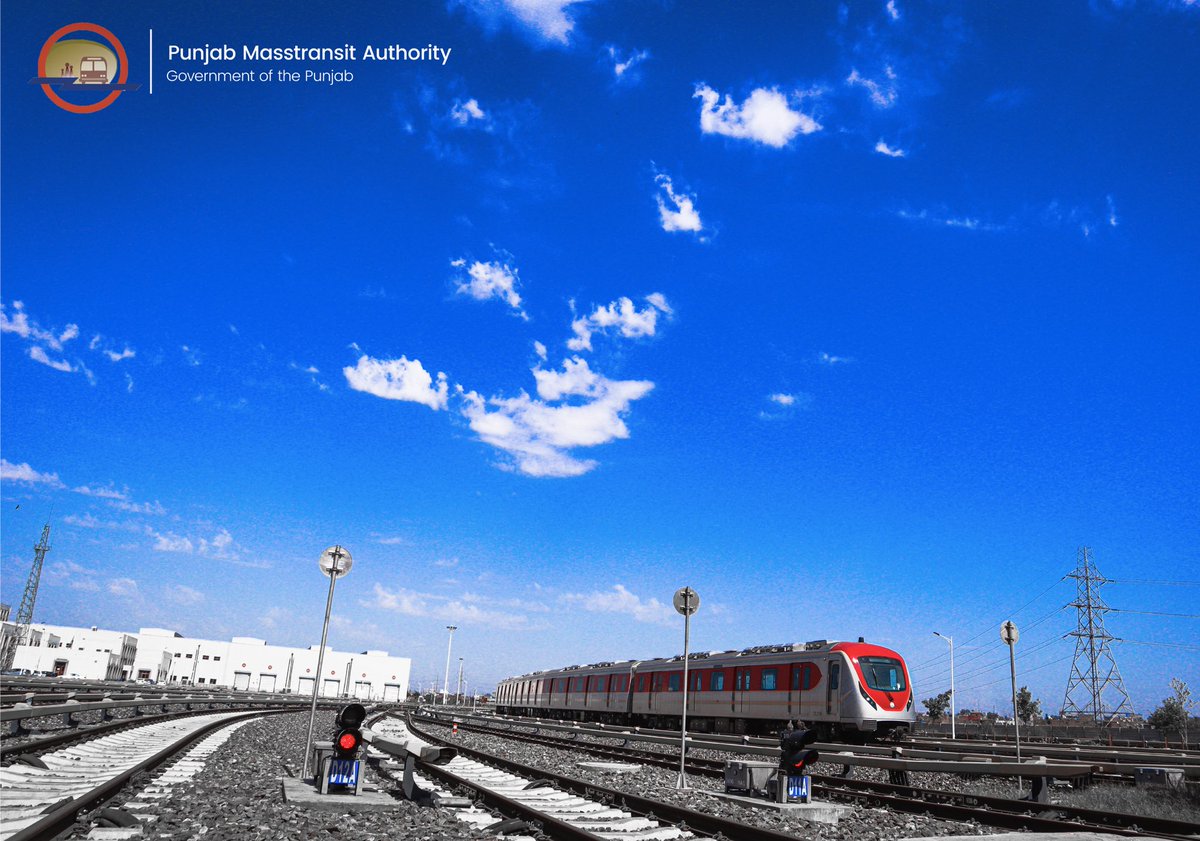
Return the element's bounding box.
[39,22,129,114]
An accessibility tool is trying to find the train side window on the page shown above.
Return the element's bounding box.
[712,671,725,691]
[638,675,646,691]
[762,669,777,690]
[668,673,680,691]
[792,667,800,690]
[830,663,840,690]
[596,676,606,692]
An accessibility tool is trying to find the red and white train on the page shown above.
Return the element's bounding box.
[496,639,914,741]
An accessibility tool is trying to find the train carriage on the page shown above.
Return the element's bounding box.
[497,639,914,741]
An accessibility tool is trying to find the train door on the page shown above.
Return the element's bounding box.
[734,666,750,716]
[825,660,840,716]
[788,663,799,720]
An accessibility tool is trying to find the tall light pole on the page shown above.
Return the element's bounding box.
[441,625,457,705]
[457,657,464,705]
[301,545,353,780]
[673,587,700,790]
[933,631,955,740]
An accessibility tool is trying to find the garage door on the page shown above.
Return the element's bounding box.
[354,681,371,699]
[298,676,315,695]
[259,674,277,692]
[322,678,341,697]
[233,671,251,691]
[383,683,401,702]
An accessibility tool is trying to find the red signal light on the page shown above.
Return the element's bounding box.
[337,732,359,751]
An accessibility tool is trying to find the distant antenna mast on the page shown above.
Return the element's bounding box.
[1061,547,1134,723]
[0,522,52,671]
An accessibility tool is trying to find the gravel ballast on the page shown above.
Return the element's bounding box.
[416,720,993,840]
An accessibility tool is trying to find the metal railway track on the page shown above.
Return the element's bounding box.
[0,709,272,841]
[421,714,1200,840]
[0,708,241,764]
[394,715,820,841]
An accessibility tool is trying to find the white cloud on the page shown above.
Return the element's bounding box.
[896,208,1001,232]
[198,528,235,557]
[459,357,654,477]
[0,458,64,487]
[181,345,201,366]
[109,498,167,515]
[559,584,676,626]
[820,352,854,365]
[29,346,74,373]
[260,606,290,629]
[103,347,136,362]
[450,97,487,126]
[886,0,901,20]
[152,531,194,553]
[289,361,329,392]
[371,582,542,630]
[760,391,813,420]
[568,294,672,352]
[875,140,906,158]
[847,67,898,108]
[166,584,204,605]
[1106,195,1119,227]
[654,174,704,234]
[694,85,821,148]
[452,259,527,319]
[607,45,648,81]
[434,557,460,568]
[469,0,588,44]
[533,341,548,361]
[73,483,129,500]
[376,535,407,545]
[108,577,139,597]
[344,354,450,410]
[1,301,69,350]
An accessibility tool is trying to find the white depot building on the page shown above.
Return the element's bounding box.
[11,623,411,702]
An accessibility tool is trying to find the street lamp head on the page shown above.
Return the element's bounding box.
[318,545,353,578]
[446,625,457,632]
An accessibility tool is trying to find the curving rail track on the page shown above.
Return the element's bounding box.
[388,714,832,841]
[0,709,272,841]
[418,713,1200,840]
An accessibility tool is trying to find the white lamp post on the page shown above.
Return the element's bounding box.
[301,545,353,780]
[441,625,457,705]
[933,631,955,740]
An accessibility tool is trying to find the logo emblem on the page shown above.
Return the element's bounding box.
[35,23,138,114]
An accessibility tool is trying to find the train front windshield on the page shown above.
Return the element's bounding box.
[858,656,907,692]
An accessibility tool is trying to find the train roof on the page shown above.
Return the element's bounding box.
[499,639,907,682]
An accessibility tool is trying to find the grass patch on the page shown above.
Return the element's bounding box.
[1057,783,1200,824]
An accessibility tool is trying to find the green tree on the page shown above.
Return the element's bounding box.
[1148,678,1194,743]
[1016,685,1042,724]
[923,690,952,722]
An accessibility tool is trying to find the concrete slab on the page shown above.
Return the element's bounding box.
[279,776,402,812]
[578,762,643,773]
[702,791,851,825]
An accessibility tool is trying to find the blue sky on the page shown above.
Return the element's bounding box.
[2,0,1197,713]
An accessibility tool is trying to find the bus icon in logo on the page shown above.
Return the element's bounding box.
[32,23,139,113]
[78,56,110,85]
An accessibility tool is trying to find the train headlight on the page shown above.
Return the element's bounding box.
[858,682,878,710]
